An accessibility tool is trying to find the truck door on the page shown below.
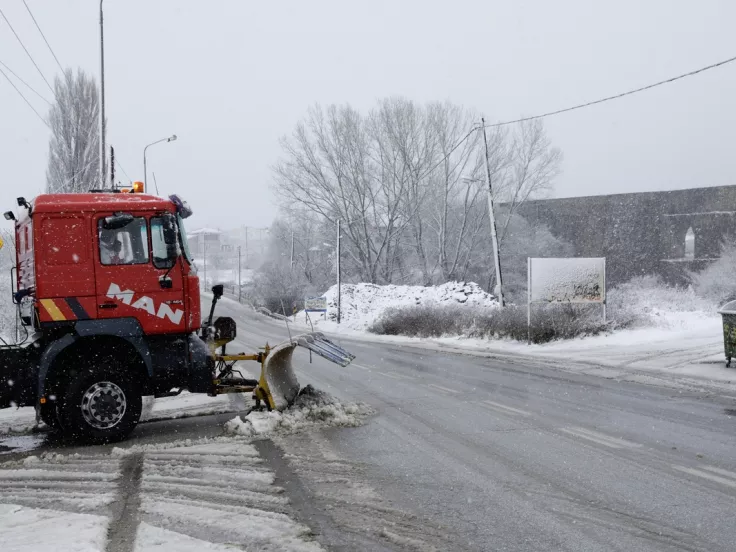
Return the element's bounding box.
[94,212,186,335]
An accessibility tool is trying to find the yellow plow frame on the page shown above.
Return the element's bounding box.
[209,332,354,411]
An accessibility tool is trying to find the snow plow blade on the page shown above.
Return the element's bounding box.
[254,333,355,411]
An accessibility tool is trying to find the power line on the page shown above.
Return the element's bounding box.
[22,0,64,74]
[0,58,51,104]
[115,158,132,183]
[482,54,736,129]
[418,53,736,185]
[415,126,480,183]
[0,64,48,128]
[0,6,55,96]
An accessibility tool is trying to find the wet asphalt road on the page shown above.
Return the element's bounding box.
[219,300,736,552]
[5,298,736,551]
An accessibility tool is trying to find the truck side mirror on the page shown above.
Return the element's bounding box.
[212,284,224,299]
[162,213,178,246]
[102,213,134,230]
[160,213,180,260]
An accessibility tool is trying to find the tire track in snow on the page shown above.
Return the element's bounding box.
[106,452,144,552]
[0,453,119,513]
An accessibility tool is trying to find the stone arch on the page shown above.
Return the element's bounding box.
[684,226,695,260]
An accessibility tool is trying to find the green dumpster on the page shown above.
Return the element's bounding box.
[718,300,736,367]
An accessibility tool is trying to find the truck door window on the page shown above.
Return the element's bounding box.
[151,216,178,269]
[98,217,149,265]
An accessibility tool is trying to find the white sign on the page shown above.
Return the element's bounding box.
[527,257,606,344]
[528,258,606,303]
[304,296,327,313]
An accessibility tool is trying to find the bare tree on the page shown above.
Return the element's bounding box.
[370,98,437,284]
[45,68,101,193]
[272,98,563,291]
[273,104,406,283]
[496,119,562,242]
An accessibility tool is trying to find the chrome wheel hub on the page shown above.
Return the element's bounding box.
[80,381,126,429]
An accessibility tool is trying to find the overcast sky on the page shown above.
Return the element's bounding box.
[1,0,735,230]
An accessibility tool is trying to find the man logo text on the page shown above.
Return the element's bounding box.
[106,283,184,325]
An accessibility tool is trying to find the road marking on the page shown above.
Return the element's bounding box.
[351,363,372,371]
[427,383,461,394]
[560,427,641,449]
[375,370,413,380]
[480,400,531,417]
[672,465,736,490]
[700,465,736,481]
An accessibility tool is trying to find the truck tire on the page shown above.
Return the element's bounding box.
[58,359,142,444]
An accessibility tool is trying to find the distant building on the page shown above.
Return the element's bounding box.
[516,185,736,286]
[186,228,221,259]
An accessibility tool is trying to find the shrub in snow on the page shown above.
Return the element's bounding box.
[251,261,313,315]
[690,244,736,305]
[606,275,714,329]
[317,281,497,330]
[368,302,609,343]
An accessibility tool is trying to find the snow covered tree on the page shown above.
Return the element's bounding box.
[45,68,101,194]
[272,98,563,289]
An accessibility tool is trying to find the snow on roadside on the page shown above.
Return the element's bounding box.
[281,278,735,392]
[299,281,497,331]
[0,504,108,552]
[0,390,247,438]
[135,522,255,551]
[127,436,323,551]
[224,386,374,438]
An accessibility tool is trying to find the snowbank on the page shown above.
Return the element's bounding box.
[225,386,374,438]
[303,281,497,330]
[0,504,108,552]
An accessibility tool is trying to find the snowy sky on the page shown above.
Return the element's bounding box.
[1,0,735,230]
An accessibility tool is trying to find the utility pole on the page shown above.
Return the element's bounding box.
[481,117,505,307]
[290,231,294,270]
[244,227,248,268]
[203,235,207,292]
[336,219,341,324]
[99,0,106,188]
[109,145,115,187]
[237,245,242,302]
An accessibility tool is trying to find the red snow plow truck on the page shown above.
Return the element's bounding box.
[0,187,353,443]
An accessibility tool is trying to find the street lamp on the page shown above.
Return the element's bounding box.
[99,1,106,187]
[143,135,177,194]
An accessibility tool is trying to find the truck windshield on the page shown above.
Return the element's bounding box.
[177,214,194,264]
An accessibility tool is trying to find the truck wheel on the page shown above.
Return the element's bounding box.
[59,361,142,444]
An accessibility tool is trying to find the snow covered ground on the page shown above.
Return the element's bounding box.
[0,390,371,551]
[0,391,245,441]
[299,281,497,330]
[284,282,735,393]
[0,504,109,552]
[224,386,374,438]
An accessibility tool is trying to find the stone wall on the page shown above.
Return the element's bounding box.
[516,185,736,286]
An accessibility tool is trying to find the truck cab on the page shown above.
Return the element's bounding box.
[0,189,214,443]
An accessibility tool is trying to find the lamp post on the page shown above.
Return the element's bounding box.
[99,0,106,187]
[143,134,177,193]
